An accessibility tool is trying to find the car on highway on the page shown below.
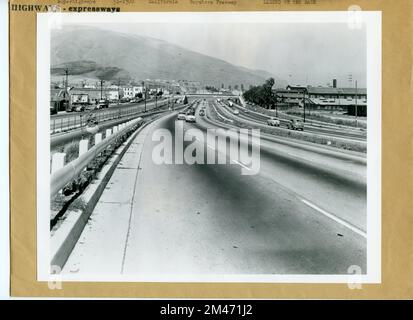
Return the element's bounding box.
[185,114,196,123]
[199,109,205,116]
[267,117,280,127]
[287,119,304,131]
[233,109,240,115]
[177,112,186,120]
[186,108,195,116]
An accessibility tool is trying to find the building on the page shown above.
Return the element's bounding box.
[286,85,307,93]
[122,86,134,99]
[274,89,304,107]
[50,88,69,112]
[67,87,120,104]
[306,86,367,115]
[273,84,367,116]
[306,86,367,100]
[132,86,144,97]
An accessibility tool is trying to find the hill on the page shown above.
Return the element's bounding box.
[51,26,286,87]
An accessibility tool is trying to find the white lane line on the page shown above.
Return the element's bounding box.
[231,159,251,171]
[301,199,367,239]
[206,144,215,150]
[205,142,251,171]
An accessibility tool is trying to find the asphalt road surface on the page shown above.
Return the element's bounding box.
[62,99,366,277]
[219,102,367,141]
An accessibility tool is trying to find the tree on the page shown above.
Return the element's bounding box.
[242,78,276,109]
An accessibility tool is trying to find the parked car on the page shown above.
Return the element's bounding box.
[287,119,304,131]
[267,117,280,127]
[199,109,205,116]
[185,114,196,123]
[97,99,109,109]
[72,105,85,112]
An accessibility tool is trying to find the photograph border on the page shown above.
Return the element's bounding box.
[10,0,413,299]
[37,11,381,284]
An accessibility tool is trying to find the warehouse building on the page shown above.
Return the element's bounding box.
[273,83,367,116]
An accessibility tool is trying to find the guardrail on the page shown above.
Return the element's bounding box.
[50,117,142,197]
[50,105,179,149]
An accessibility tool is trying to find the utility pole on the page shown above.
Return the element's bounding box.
[155,90,158,109]
[142,81,146,112]
[64,68,69,111]
[100,79,104,100]
[355,80,358,127]
[303,90,306,122]
[117,79,121,106]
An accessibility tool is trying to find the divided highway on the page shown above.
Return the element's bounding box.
[219,101,367,142]
[62,98,366,276]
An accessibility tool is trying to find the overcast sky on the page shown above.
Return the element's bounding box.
[81,22,366,87]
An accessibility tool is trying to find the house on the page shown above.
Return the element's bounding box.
[67,87,120,104]
[50,88,69,112]
[132,86,144,97]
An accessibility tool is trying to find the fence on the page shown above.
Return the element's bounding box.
[50,99,171,134]
[50,117,142,197]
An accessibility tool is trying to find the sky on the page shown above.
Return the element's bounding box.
[80,22,367,88]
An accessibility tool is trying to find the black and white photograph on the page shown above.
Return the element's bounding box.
[37,12,381,282]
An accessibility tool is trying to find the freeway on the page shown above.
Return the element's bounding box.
[220,101,367,141]
[61,98,366,276]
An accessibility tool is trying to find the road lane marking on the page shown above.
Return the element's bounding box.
[231,159,251,171]
[206,144,215,150]
[301,199,367,238]
[205,141,251,171]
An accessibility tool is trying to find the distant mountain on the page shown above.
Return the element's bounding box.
[51,26,286,87]
[51,60,131,81]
